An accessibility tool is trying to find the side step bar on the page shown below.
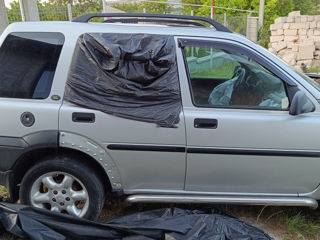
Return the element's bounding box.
[126,195,318,209]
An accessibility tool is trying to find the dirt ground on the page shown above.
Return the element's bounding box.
[1,190,320,240]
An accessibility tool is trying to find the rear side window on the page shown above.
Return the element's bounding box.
[0,32,64,99]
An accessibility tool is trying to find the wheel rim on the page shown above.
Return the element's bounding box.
[30,171,89,218]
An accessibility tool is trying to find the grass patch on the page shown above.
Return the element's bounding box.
[281,211,320,240]
[309,64,320,73]
[308,60,320,73]
[221,205,320,240]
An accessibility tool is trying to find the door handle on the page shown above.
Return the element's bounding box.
[194,118,218,129]
[72,112,95,123]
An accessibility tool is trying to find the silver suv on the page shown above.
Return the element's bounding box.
[0,13,319,220]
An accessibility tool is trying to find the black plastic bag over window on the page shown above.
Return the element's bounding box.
[65,33,181,127]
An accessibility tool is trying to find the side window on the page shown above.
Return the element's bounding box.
[0,32,64,99]
[183,45,289,109]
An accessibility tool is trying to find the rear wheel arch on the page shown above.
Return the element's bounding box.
[10,147,115,202]
[58,132,122,191]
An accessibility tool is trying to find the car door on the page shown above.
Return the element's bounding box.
[0,32,65,171]
[177,37,320,195]
[59,33,186,193]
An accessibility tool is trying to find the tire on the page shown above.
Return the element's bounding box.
[19,155,105,220]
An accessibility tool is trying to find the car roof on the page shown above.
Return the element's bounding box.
[4,21,249,43]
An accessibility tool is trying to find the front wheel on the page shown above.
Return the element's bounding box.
[19,155,105,220]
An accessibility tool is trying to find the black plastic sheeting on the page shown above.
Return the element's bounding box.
[0,203,274,240]
[65,33,182,128]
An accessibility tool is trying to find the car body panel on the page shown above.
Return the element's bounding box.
[59,102,187,191]
[0,21,320,202]
[175,36,320,194]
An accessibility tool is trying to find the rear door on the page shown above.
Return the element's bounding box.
[0,32,64,171]
[177,37,320,194]
[59,33,186,193]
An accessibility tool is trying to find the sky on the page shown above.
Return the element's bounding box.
[4,0,14,8]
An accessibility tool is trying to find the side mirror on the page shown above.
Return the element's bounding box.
[289,90,315,115]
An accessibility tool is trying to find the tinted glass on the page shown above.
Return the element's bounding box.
[184,46,289,109]
[0,32,64,99]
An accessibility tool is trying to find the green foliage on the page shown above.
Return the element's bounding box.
[4,0,320,48]
[6,0,103,22]
[281,211,320,239]
[38,1,69,21]
[46,0,100,6]
[114,0,172,14]
[141,0,172,13]
[112,2,143,13]
[254,0,293,47]
[180,0,254,17]
[293,0,316,15]
[44,0,103,19]
[178,0,295,47]
[7,1,22,23]
[258,0,294,27]
[258,26,270,48]
[308,60,320,72]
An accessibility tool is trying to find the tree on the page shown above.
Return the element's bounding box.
[262,0,294,26]
[46,0,100,6]
[7,1,22,23]
[254,0,294,47]
[181,0,252,17]
[113,0,172,14]
[4,0,318,48]
[141,0,172,13]
[39,0,102,20]
[292,0,316,15]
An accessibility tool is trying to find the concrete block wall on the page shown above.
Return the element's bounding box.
[269,11,320,71]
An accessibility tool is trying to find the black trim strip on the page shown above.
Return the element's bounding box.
[107,144,320,158]
[0,131,59,171]
[107,144,186,152]
[0,136,28,148]
[187,148,320,157]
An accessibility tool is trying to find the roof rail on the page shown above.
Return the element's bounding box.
[103,18,207,27]
[72,13,232,33]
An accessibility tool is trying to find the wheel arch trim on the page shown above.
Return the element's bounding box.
[59,131,122,190]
